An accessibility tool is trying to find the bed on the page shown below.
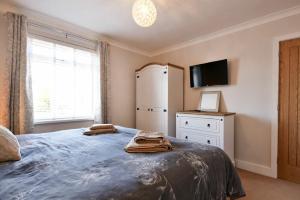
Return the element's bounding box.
[0,126,245,200]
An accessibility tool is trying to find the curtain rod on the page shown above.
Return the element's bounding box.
[27,21,98,45]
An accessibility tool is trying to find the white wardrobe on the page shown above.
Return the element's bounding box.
[136,63,184,137]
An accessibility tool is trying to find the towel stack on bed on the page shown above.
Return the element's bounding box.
[83,124,116,136]
[125,130,173,153]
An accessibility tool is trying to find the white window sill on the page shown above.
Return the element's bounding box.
[34,118,94,125]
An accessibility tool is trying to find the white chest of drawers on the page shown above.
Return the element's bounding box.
[176,111,235,163]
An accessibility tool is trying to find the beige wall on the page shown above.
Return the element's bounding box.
[0,3,149,132]
[152,13,300,168]
[110,45,149,128]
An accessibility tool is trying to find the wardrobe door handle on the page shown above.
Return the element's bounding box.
[207,123,211,128]
[150,108,153,111]
[207,140,211,144]
[185,136,188,140]
[148,108,150,111]
[185,121,188,125]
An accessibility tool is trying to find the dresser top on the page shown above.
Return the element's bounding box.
[177,110,236,116]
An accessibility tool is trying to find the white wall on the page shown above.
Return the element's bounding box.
[152,13,300,174]
[0,2,149,132]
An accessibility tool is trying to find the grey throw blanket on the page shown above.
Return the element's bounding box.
[0,126,245,200]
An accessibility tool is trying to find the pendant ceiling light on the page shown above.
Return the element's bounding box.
[132,0,157,27]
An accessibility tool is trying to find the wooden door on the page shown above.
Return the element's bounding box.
[278,38,300,183]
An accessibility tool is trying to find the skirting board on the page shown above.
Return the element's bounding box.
[235,159,275,178]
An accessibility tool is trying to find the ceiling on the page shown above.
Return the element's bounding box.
[5,0,300,53]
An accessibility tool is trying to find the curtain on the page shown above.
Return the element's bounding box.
[1,12,33,134]
[95,41,111,124]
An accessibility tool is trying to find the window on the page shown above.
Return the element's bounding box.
[28,38,99,123]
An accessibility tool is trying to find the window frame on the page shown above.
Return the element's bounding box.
[28,34,99,124]
[34,118,93,125]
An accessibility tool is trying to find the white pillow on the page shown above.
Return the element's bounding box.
[0,125,21,162]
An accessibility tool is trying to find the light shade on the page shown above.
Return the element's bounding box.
[132,0,157,27]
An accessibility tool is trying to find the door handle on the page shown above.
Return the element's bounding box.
[148,108,150,111]
[207,139,211,144]
[185,121,188,125]
[207,123,211,128]
[185,136,188,140]
[150,108,153,111]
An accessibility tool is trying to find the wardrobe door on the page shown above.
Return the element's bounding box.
[136,72,142,111]
[136,65,167,133]
[136,72,148,130]
[151,66,165,108]
[136,109,149,130]
[148,108,166,133]
[136,68,159,131]
[161,67,168,134]
[146,65,167,133]
[141,68,152,109]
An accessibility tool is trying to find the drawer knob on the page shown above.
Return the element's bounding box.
[185,136,188,139]
[185,121,188,125]
[207,140,211,144]
[207,123,211,128]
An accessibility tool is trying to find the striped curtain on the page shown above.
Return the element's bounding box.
[0,12,33,134]
[96,41,111,124]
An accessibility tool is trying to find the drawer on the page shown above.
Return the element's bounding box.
[180,131,206,143]
[178,128,221,148]
[204,135,219,146]
[179,117,220,133]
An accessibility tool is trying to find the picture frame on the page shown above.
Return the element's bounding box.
[198,91,221,112]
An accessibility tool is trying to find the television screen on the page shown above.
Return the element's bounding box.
[190,59,228,88]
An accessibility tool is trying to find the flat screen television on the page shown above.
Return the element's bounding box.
[190,59,228,88]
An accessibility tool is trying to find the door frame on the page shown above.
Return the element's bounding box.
[271,32,300,178]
